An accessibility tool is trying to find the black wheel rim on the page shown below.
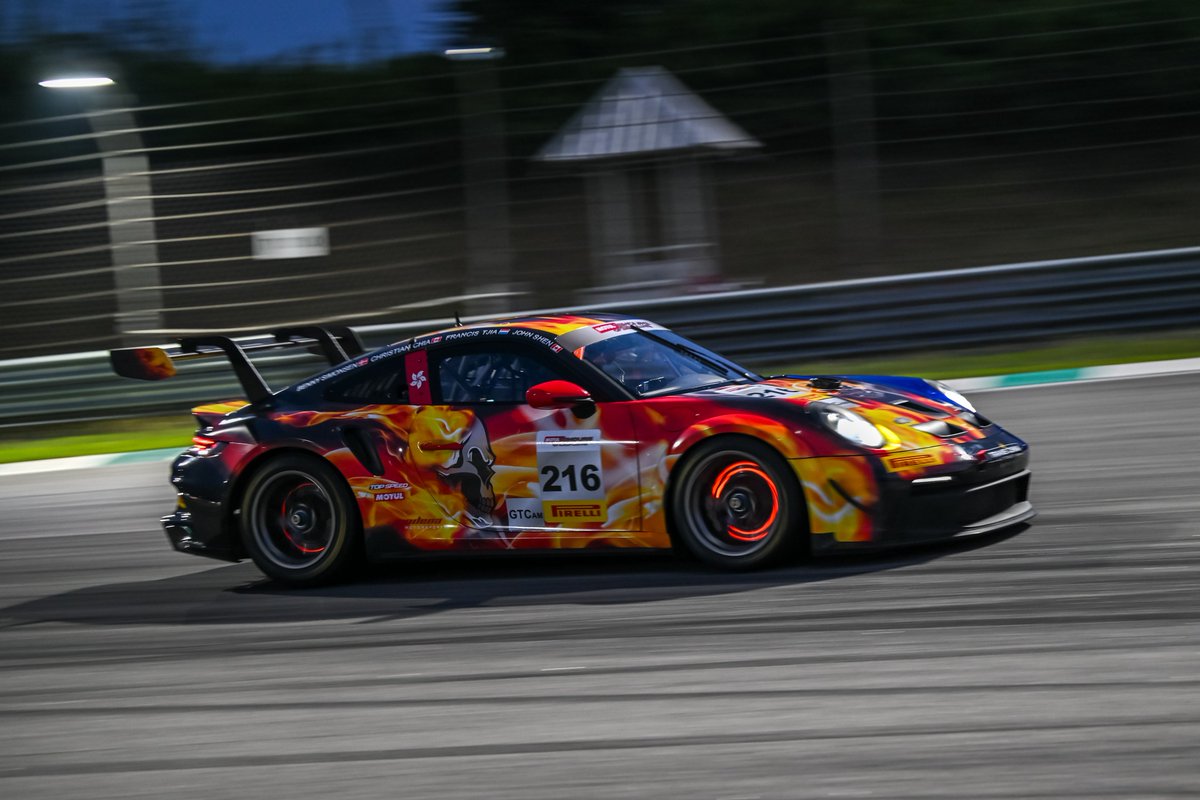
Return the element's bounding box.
[250,470,336,570]
[683,452,782,557]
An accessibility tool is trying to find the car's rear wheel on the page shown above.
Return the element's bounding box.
[670,437,806,569]
[239,453,362,586]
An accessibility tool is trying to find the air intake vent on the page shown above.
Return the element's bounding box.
[341,426,385,475]
[913,420,967,437]
[960,410,992,428]
[892,399,949,418]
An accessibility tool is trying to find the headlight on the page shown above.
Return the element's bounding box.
[817,405,885,448]
[927,380,976,413]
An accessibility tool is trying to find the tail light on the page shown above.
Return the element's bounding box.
[190,435,224,456]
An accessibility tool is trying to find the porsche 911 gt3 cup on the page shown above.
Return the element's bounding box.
[111,314,1033,585]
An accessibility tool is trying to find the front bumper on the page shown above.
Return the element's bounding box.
[878,450,1036,544]
[810,450,1034,553]
[880,463,1034,545]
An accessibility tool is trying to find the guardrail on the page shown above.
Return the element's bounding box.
[2,246,1198,426]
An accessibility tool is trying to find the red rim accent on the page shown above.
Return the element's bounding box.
[709,461,779,542]
[279,482,328,554]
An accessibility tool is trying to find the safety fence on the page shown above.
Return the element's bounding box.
[2,245,1197,425]
[3,1,1200,357]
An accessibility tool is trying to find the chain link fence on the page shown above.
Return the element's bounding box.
[2,1,1199,358]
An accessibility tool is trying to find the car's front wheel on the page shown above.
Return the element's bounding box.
[239,453,362,586]
[670,437,806,569]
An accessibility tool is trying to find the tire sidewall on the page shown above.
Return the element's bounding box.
[669,437,805,570]
[238,453,361,586]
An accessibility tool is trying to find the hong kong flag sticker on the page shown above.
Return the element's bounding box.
[405,350,431,403]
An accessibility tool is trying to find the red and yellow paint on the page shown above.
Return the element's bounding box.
[187,315,1003,555]
[271,401,664,551]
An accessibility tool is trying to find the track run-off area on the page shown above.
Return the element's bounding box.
[1,374,1198,799]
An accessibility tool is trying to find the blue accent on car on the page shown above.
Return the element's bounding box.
[838,375,959,406]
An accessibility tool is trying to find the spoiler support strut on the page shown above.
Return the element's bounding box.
[109,325,366,404]
[177,336,271,404]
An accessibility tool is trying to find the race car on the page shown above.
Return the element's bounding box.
[110,314,1034,586]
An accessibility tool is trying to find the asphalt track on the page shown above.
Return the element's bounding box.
[1,374,1197,799]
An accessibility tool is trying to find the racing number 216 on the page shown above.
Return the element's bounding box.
[540,464,601,493]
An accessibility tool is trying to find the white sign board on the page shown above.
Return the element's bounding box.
[252,228,330,260]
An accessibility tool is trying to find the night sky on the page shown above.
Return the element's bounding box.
[191,0,449,61]
[3,0,452,62]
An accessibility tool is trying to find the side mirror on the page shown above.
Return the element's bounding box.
[526,379,593,410]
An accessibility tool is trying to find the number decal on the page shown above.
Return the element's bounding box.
[580,463,601,492]
[540,463,602,494]
[540,465,561,492]
[746,386,793,398]
[536,431,607,524]
[713,383,799,399]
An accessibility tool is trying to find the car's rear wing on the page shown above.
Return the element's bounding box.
[109,326,365,404]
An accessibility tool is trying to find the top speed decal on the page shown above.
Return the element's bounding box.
[536,431,607,523]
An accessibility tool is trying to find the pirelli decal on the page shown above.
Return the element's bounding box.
[883,452,939,472]
[544,500,608,523]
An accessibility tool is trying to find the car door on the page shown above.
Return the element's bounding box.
[405,340,642,548]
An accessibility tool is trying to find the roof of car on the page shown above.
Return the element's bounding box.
[293,313,661,394]
[369,312,666,362]
[421,312,636,340]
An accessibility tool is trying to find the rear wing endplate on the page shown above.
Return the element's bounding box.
[109,326,365,404]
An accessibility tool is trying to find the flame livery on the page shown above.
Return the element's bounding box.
[128,314,1033,586]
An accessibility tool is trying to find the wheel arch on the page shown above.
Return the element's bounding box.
[668,413,812,462]
[224,445,362,557]
[663,431,810,555]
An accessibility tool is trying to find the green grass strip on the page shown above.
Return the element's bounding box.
[764,327,1200,380]
[0,417,195,464]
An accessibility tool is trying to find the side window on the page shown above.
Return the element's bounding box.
[325,362,409,404]
[437,350,560,404]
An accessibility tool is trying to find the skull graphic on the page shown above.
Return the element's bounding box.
[438,415,497,529]
[405,409,497,529]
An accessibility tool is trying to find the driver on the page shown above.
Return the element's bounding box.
[590,335,674,393]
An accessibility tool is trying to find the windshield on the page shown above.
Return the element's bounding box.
[577,330,756,397]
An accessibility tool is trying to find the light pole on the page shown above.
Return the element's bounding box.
[445,47,513,315]
[40,71,163,345]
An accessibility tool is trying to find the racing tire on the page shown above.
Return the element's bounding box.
[670,437,806,570]
[238,453,363,587]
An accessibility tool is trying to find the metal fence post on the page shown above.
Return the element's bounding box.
[37,72,164,348]
[446,47,513,314]
[85,92,164,345]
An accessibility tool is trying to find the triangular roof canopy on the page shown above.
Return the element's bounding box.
[535,66,762,162]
